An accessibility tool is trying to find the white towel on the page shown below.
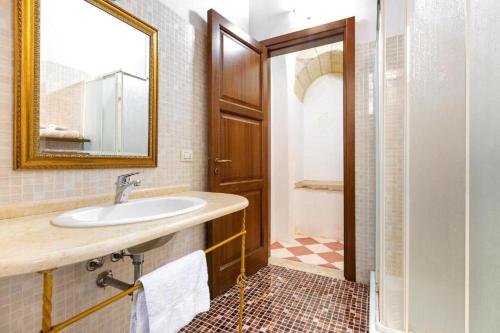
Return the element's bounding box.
[130,250,210,333]
[40,128,81,139]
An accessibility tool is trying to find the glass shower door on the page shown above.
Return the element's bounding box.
[376,0,406,331]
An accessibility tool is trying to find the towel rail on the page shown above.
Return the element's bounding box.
[39,209,248,333]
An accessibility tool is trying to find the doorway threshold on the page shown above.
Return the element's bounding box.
[269,257,344,279]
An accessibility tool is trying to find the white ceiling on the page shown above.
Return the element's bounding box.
[157,0,404,44]
[249,0,377,43]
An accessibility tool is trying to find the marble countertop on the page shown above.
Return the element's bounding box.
[0,190,248,278]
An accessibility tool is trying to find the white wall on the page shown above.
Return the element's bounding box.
[295,73,344,240]
[270,56,292,243]
[270,53,303,243]
[271,52,344,243]
[249,0,376,43]
[159,0,249,34]
[294,190,344,240]
[302,74,344,181]
[408,0,466,332]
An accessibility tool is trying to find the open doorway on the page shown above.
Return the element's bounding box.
[263,18,355,281]
[269,41,345,276]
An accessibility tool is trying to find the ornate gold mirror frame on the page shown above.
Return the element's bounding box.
[13,0,158,169]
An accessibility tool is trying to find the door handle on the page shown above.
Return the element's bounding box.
[214,158,231,175]
[214,158,232,163]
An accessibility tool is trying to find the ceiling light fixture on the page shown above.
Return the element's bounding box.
[290,7,313,21]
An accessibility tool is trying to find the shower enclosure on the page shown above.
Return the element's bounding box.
[375,0,500,332]
[374,0,406,331]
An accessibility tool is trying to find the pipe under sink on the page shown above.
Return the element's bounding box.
[96,234,175,291]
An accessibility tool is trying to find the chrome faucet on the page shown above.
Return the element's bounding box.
[115,172,141,204]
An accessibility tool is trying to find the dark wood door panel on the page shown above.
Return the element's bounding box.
[215,211,243,264]
[211,244,267,296]
[208,9,269,297]
[221,32,262,108]
[217,190,263,265]
[219,179,263,192]
[219,99,263,120]
[207,190,266,296]
[220,113,262,183]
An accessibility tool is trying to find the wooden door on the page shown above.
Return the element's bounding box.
[207,9,269,297]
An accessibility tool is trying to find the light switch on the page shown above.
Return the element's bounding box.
[180,149,193,162]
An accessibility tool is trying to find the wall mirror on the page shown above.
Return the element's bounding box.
[14,0,158,169]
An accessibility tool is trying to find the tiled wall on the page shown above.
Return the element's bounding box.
[0,0,208,204]
[384,35,404,277]
[0,0,208,332]
[380,34,405,330]
[355,41,376,284]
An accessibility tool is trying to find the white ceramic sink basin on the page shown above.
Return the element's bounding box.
[52,196,207,228]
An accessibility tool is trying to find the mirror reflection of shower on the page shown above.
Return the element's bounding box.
[39,0,151,156]
[84,71,149,156]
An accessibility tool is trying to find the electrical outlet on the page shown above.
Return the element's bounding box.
[180,149,193,162]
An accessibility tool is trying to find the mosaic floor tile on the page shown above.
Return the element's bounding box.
[182,265,369,332]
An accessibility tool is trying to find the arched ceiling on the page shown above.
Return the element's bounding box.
[293,43,343,102]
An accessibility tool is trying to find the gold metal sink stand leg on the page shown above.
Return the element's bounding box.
[40,270,54,333]
[237,210,248,332]
[39,209,248,333]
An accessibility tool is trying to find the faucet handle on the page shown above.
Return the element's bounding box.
[116,172,140,185]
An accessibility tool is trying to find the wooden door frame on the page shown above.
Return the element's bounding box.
[261,17,356,281]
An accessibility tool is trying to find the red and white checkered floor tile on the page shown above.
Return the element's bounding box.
[271,236,344,270]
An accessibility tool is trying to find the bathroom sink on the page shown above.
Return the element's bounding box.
[52,196,207,228]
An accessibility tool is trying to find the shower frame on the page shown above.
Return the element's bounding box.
[374,0,408,331]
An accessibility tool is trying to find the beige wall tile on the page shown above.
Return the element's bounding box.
[0,0,207,331]
[384,35,404,277]
[355,41,376,283]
